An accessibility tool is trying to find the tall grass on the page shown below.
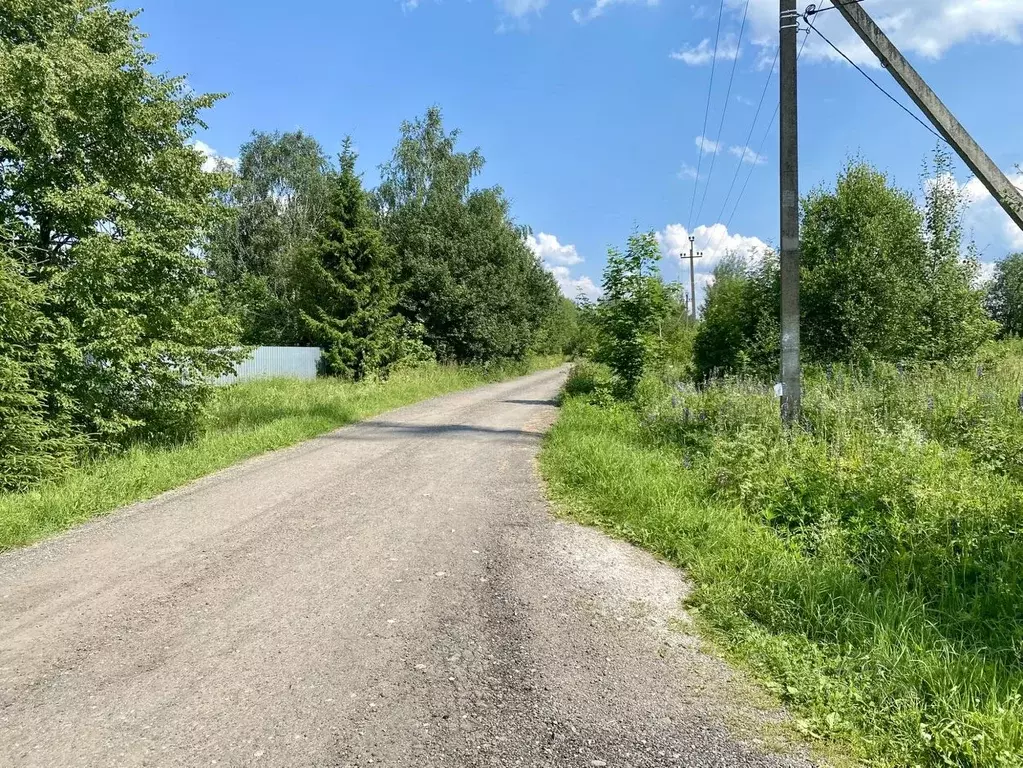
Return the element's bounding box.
[541,348,1023,767]
[0,356,562,551]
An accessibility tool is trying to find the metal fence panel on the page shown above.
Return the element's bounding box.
[214,346,321,385]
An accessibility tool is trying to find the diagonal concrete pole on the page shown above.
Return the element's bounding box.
[831,0,1023,233]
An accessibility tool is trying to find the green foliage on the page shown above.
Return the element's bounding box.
[0,0,240,469]
[987,252,1023,337]
[545,348,1023,767]
[918,150,995,360]
[531,296,582,357]
[562,360,612,399]
[594,231,669,398]
[800,160,932,362]
[695,157,994,381]
[651,280,698,374]
[0,246,79,491]
[566,291,601,357]
[208,130,333,345]
[293,141,404,380]
[693,252,779,379]
[376,107,562,364]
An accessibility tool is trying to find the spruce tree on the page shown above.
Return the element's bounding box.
[295,140,403,380]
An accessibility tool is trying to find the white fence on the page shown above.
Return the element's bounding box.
[214,346,322,386]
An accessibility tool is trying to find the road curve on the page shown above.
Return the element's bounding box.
[0,367,813,768]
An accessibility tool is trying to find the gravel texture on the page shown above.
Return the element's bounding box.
[0,367,816,767]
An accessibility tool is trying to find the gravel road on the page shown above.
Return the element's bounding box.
[0,367,815,768]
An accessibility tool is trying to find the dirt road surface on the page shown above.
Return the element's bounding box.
[0,367,814,768]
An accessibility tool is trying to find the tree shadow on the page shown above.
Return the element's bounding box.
[327,420,544,442]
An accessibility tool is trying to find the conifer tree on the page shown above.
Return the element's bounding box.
[295,141,403,379]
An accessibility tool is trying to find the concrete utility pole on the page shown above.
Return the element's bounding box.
[830,0,1023,233]
[779,0,802,425]
[687,236,702,321]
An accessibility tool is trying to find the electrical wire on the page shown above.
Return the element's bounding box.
[714,46,779,227]
[694,0,753,225]
[725,30,811,231]
[802,12,949,144]
[687,0,727,232]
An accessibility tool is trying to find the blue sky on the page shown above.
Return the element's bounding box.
[134,0,1023,304]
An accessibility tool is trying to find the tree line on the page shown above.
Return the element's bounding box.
[0,1,575,492]
[583,150,1021,397]
[209,114,576,372]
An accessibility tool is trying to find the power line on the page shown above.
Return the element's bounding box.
[726,107,777,230]
[695,0,752,225]
[725,31,810,231]
[715,47,778,226]
[687,0,727,231]
[803,12,949,144]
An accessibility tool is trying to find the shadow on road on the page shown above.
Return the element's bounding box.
[502,399,558,407]
[326,420,545,442]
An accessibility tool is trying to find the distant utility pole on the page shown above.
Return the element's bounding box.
[687,236,702,321]
[830,0,1023,233]
[779,0,802,426]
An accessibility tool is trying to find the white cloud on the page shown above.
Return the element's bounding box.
[499,0,549,18]
[978,259,997,284]
[526,231,583,265]
[572,0,659,24]
[729,144,767,165]
[670,33,742,65]
[695,135,722,154]
[925,169,1023,259]
[738,0,1023,68]
[678,163,700,180]
[405,0,550,20]
[548,265,602,300]
[192,140,239,173]
[656,222,771,307]
[526,232,601,300]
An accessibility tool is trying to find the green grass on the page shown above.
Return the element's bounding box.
[0,356,562,552]
[540,351,1023,767]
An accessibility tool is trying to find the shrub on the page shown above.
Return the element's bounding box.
[563,361,612,399]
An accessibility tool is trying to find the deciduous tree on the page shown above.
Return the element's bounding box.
[0,0,239,448]
[376,107,561,363]
[595,231,668,398]
[209,130,333,345]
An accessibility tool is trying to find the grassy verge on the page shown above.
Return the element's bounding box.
[0,356,562,552]
[541,357,1023,767]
